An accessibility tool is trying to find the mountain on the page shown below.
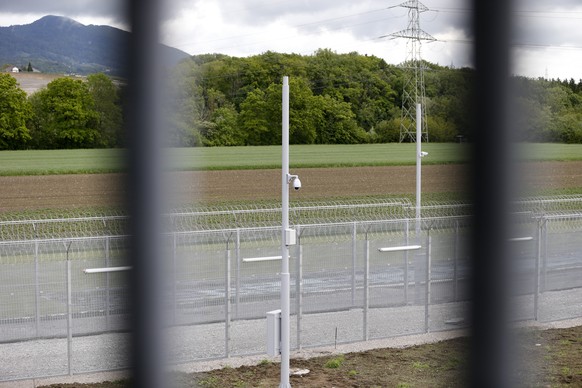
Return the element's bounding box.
[0,15,190,76]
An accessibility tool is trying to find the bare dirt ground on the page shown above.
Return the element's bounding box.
[10,72,70,95]
[38,325,582,387]
[1,161,582,212]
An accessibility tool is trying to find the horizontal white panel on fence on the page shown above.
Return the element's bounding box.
[508,237,533,242]
[378,245,422,252]
[243,256,289,263]
[83,266,132,274]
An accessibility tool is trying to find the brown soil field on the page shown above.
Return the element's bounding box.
[10,72,71,95]
[39,325,582,387]
[1,161,581,212]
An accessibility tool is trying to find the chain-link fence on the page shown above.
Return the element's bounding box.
[1,198,582,381]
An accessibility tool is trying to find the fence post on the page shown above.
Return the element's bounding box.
[542,217,548,293]
[351,222,357,307]
[225,242,231,358]
[235,228,241,319]
[404,219,409,304]
[453,219,459,301]
[105,236,110,330]
[363,234,369,341]
[424,232,432,333]
[34,240,40,337]
[534,218,544,321]
[295,225,302,350]
[172,232,177,326]
[66,242,73,376]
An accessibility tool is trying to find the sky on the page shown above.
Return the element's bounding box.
[1,0,582,80]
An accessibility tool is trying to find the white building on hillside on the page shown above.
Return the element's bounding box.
[11,67,19,73]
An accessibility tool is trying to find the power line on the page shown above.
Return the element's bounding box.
[387,0,434,143]
[441,38,582,51]
[174,7,398,51]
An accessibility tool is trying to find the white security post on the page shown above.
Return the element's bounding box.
[280,75,294,388]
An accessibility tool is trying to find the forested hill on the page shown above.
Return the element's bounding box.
[167,50,582,146]
[0,15,189,76]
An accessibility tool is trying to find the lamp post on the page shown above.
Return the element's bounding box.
[280,75,299,388]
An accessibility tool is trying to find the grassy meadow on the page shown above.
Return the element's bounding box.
[0,143,580,176]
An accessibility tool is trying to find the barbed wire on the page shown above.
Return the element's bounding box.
[1,195,582,240]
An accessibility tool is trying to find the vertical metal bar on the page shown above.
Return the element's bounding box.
[66,255,73,376]
[534,220,542,321]
[351,222,357,306]
[225,244,231,358]
[416,103,422,232]
[424,233,432,333]
[296,226,303,347]
[126,0,166,386]
[172,233,177,326]
[363,236,369,341]
[34,240,40,337]
[471,0,514,385]
[542,217,548,293]
[453,220,459,301]
[404,219,409,304]
[280,75,291,388]
[235,228,241,319]
[105,236,110,330]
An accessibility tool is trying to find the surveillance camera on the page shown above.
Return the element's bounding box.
[420,151,428,158]
[293,177,302,191]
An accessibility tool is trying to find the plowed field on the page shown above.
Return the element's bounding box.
[1,162,581,212]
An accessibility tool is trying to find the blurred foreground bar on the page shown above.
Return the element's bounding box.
[470,0,517,387]
[126,0,168,387]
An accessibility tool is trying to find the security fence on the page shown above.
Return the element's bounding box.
[1,198,582,381]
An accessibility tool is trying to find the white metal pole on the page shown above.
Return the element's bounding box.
[66,242,73,376]
[416,103,422,237]
[363,238,369,341]
[225,245,231,358]
[280,75,291,388]
[295,225,303,350]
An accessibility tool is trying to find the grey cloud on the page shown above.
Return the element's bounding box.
[3,0,126,24]
[191,0,471,43]
[514,0,582,47]
[3,0,121,17]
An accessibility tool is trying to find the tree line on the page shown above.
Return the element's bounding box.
[1,49,582,150]
[167,49,582,146]
[0,73,124,149]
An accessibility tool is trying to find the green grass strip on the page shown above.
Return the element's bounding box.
[0,149,125,176]
[0,143,581,176]
[167,143,471,170]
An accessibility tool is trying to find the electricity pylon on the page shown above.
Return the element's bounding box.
[390,0,435,142]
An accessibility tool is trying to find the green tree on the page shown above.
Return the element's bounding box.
[86,73,124,147]
[265,78,319,145]
[313,94,367,144]
[307,50,397,133]
[27,62,33,72]
[557,112,582,143]
[371,118,401,143]
[0,73,32,149]
[175,51,582,145]
[238,78,320,145]
[206,105,245,146]
[29,77,100,149]
[165,61,204,146]
[239,87,270,145]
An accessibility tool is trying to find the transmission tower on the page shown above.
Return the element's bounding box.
[390,0,435,142]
